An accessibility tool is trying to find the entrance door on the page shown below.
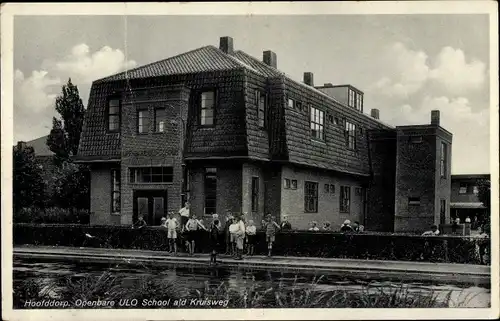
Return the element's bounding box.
[133,190,168,226]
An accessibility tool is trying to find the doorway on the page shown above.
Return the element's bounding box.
[133,190,168,226]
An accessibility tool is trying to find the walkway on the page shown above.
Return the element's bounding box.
[14,245,490,286]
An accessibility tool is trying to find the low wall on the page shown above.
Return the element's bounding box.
[13,223,490,265]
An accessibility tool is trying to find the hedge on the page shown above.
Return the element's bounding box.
[13,223,490,265]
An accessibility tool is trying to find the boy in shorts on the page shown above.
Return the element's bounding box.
[263,214,280,257]
[165,212,178,255]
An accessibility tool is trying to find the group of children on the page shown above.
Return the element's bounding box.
[308,219,365,233]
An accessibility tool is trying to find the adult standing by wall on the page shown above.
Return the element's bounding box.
[224,212,234,255]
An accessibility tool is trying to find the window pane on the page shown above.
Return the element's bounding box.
[155,109,166,132]
[138,197,148,217]
[109,99,120,107]
[202,92,214,106]
[153,197,164,221]
[109,115,119,131]
[109,106,119,115]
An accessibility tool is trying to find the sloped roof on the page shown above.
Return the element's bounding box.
[450,202,486,209]
[25,135,54,156]
[96,45,260,83]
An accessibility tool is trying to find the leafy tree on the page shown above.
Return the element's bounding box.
[13,145,45,213]
[477,179,491,209]
[46,78,85,159]
[52,164,90,212]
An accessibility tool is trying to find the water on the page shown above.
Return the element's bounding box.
[13,257,490,308]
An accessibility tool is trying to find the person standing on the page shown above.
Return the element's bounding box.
[224,213,234,255]
[178,202,190,232]
[322,221,332,231]
[185,214,207,256]
[132,215,147,229]
[263,214,280,257]
[165,212,179,255]
[280,216,292,230]
[209,218,222,265]
[246,220,257,256]
[230,215,246,260]
[340,220,354,232]
[309,221,320,231]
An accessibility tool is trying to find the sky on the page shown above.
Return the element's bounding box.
[13,14,491,174]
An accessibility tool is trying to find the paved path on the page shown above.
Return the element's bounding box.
[14,245,490,286]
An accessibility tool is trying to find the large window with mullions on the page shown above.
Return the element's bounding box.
[310,107,325,140]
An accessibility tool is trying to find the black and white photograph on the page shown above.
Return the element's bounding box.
[1,2,499,320]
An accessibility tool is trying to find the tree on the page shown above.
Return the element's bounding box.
[52,164,90,212]
[46,78,85,159]
[13,145,45,213]
[477,179,491,209]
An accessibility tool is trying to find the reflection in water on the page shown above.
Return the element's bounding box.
[13,258,490,308]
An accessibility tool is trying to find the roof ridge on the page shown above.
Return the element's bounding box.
[95,45,215,83]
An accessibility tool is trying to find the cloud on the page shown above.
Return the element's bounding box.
[371,43,486,99]
[52,44,137,84]
[370,42,430,99]
[14,43,136,142]
[383,96,489,174]
[429,47,486,95]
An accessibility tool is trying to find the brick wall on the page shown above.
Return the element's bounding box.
[394,126,440,232]
[366,130,397,232]
[434,131,452,225]
[90,165,120,225]
[241,162,266,224]
[280,165,366,230]
[451,179,482,203]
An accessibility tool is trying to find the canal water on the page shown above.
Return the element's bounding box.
[13,257,490,308]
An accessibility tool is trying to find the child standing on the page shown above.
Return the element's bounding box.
[185,214,207,256]
[263,214,280,257]
[165,212,179,255]
[230,215,246,260]
[246,220,257,256]
[209,219,222,265]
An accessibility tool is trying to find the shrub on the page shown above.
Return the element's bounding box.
[13,224,490,265]
[14,207,90,224]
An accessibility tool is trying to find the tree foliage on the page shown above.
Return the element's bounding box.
[52,164,90,211]
[46,78,85,158]
[477,179,491,209]
[13,145,45,212]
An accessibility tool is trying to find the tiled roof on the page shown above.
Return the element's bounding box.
[96,45,260,83]
[450,202,486,209]
[24,135,54,156]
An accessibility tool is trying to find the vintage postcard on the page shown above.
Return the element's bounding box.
[1,2,499,320]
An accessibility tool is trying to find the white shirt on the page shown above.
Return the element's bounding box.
[179,207,190,217]
[166,218,178,230]
[309,227,319,231]
[246,225,256,235]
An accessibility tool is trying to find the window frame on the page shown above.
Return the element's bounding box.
[111,168,121,214]
[340,186,351,213]
[304,181,319,213]
[204,167,217,215]
[137,109,150,134]
[200,90,216,127]
[107,97,121,133]
[440,142,448,178]
[459,182,468,194]
[291,179,298,190]
[284,178,291,189]
[154,108,166,133]
[251,176,259,213]
[310,106,325,141]
[329,184,335,194]
[129,166,174,184]
[256,90,267,129]
[408,197,421,206]
[345,121,357,150]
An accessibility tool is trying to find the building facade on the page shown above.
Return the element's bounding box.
[450,174,489,226]
[75,36,452,232]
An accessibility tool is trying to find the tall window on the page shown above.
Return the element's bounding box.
[459,182,468,194]
[256,91,266,128]
[137,110,149,133]
[304,181,318,213]
[340,186,350,213]
[204,168,217,215]
[251,177,259,212]
[154,108,166,132]
[111,169,121,213]
[348,89,355,108]
[200,91,215,126]
[355,93,363,112]
[310,107,325,140]
[129,167,173,183]
[345,121,357,150]
[440,142,447,178]
[108,99,120,132]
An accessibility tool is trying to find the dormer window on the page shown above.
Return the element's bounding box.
[348,89,363,112]
[108,98,120,132]
[200,91,215,126]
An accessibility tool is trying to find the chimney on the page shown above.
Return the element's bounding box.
[303,72,314,86]
[219,36,234,55]
[324,83,333,87]
[370,109,380,120]
[431,110,440,125]
[263,50,277,68]
[17,141,27,150]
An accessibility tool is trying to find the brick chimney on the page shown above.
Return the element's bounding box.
[370,109,380,120]
[219,36,234,55]
[263,50,277,68]
[324,83,334,87]
[431,110,440,125]
[303,72,314,86]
